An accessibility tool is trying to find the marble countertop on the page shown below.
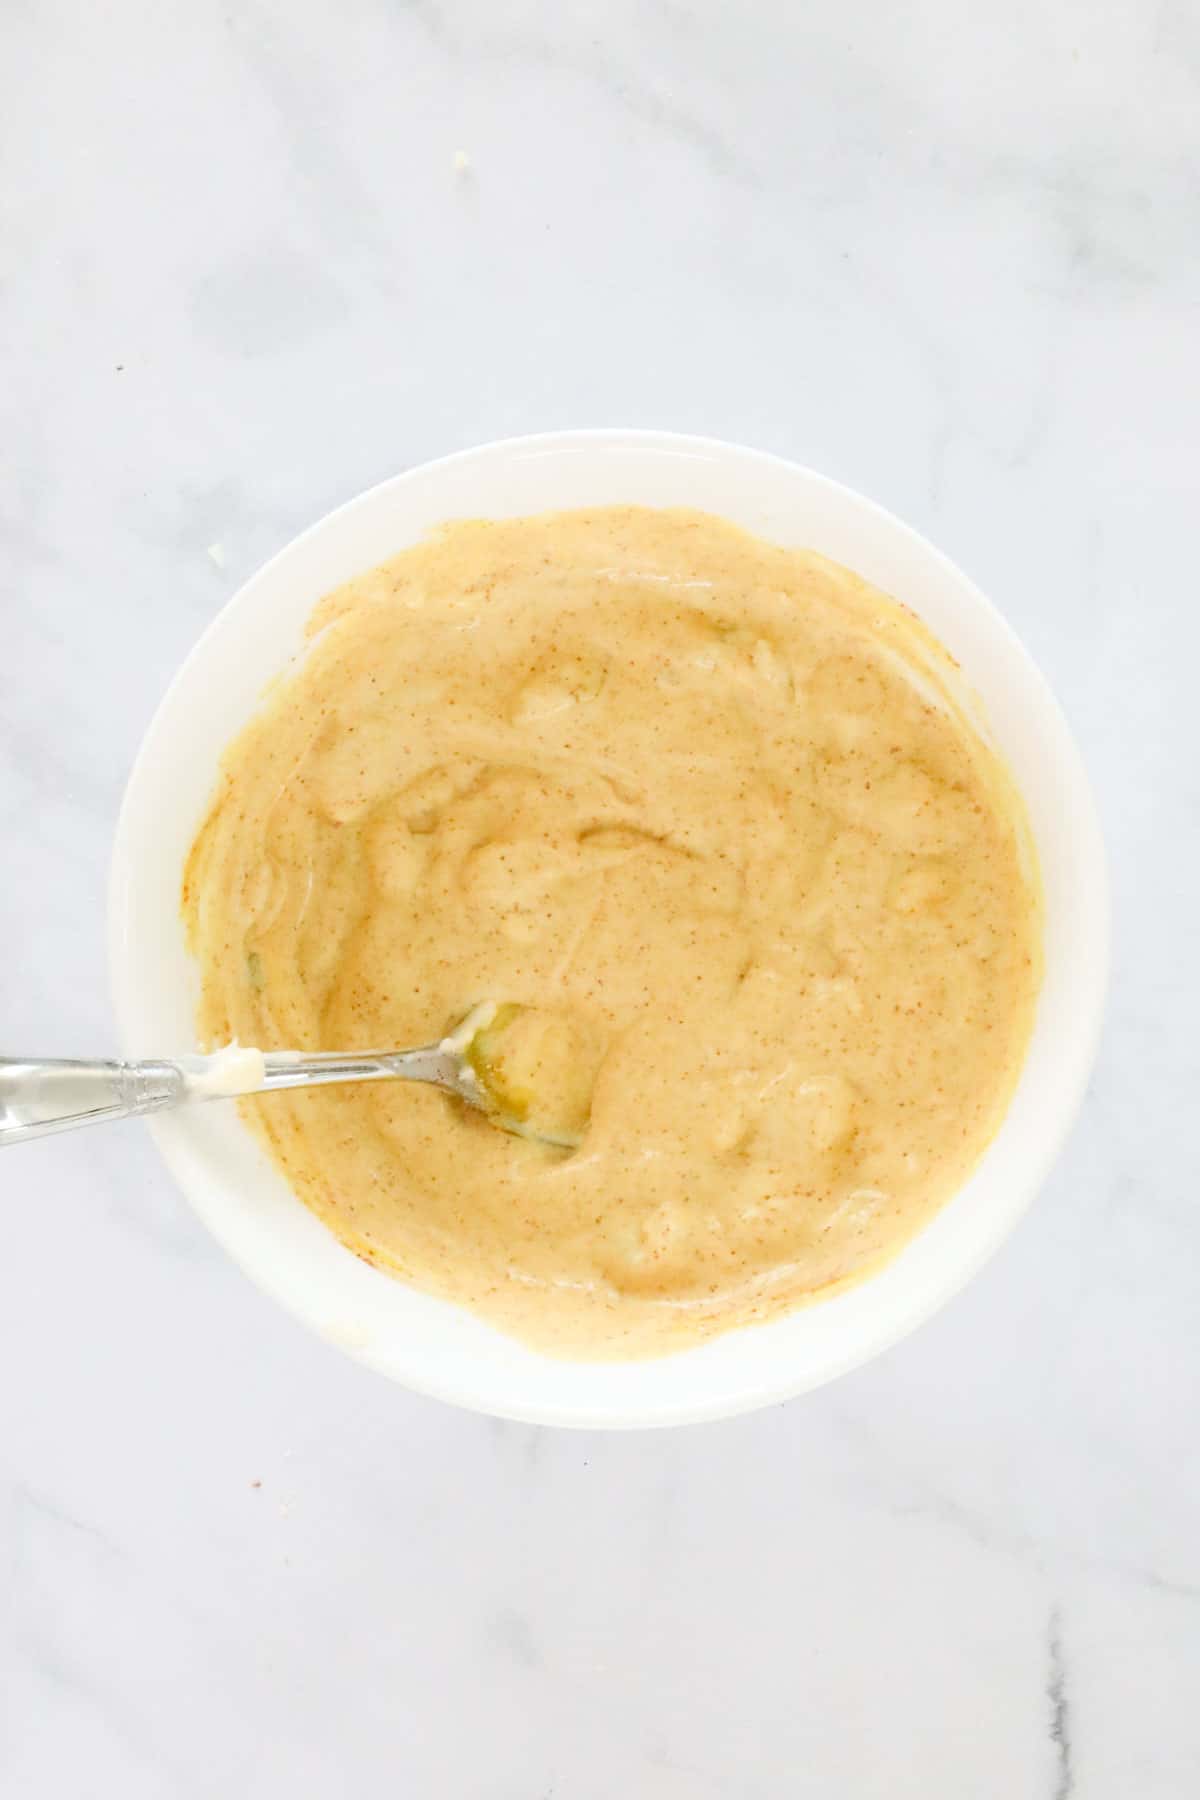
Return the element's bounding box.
[3,3,1198,1793]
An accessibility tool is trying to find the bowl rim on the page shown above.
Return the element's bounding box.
[109,428,1109,1428]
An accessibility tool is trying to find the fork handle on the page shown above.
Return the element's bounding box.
[0,1045,471,1145]
[0,1058,186,1144]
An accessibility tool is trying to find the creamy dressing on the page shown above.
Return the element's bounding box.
[181,1043,267,1099]
[183,507,1041,1358]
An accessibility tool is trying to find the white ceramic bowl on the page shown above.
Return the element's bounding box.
[110,430,1107,1428]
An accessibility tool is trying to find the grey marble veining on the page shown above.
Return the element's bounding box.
[2,2,1198,1794]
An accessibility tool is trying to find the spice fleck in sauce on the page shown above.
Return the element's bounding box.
[183,508,1041,1357]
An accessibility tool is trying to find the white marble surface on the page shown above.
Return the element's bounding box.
[2,2,1198,1792]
